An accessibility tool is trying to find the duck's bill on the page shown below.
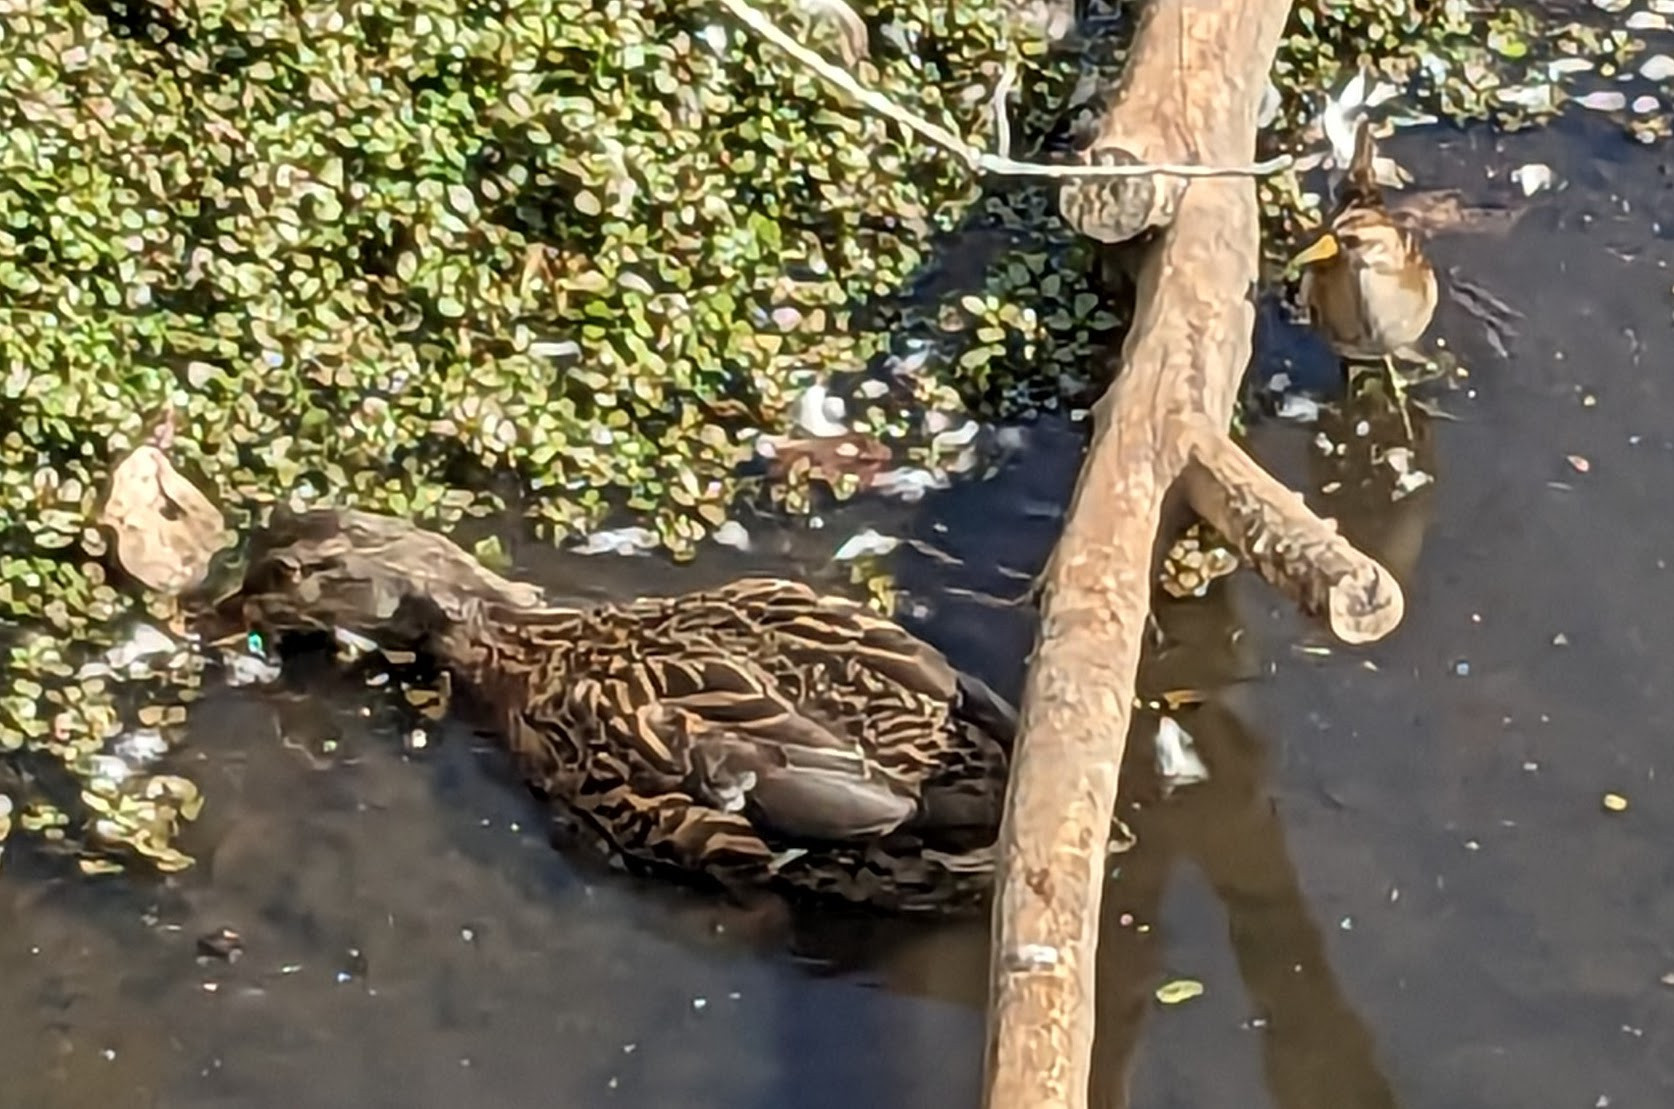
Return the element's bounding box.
[1290,233,1341,266]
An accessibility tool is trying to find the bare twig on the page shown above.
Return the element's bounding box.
[717,0,1292,181]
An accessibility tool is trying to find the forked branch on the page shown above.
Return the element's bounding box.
[985,1,1405,1107]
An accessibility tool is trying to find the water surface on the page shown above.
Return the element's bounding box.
[3,116,1673,1109]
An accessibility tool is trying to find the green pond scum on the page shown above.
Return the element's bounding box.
[0,0,1657,874]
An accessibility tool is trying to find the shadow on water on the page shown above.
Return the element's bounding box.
[5,111,1674,1109]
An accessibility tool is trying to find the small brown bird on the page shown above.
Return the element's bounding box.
[1293,118,1438,433]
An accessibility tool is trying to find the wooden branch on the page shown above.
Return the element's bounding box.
[1180,424,1404,645]
[1057,0,1214,243]
[984,2,1407,1107]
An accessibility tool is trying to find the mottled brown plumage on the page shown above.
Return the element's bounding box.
[1295,119,1438,364]
[234,509,1018,912]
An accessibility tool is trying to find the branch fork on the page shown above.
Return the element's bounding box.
[985,2,1405,1108]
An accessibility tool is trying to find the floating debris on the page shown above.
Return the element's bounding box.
[1154,717,1210,794]
[1383,446,1435,500]
[1155,978,1205,1005]
[197,927,244,963]
[1510,163,1555,196]
[222,646,284,687]
[1276,393,1323,423]
[792,383,850,439]
[571,527,659,556]
[884,341,934,380]
[1640,54,1674,81]
[869,467,949,501]
[1392,470,1435,499]
[712,520,751,551]
[833,529,900,561]
[99,623,181,676]
[1567,454,1591,474]
[1108,818,1138,855]
[1549,57,1596,78]
[334,627,380,662]
[1321,70,1369,165]
[1577,91,1628,113]
[1160,522,1239,598]
[98,442,232,596]
[83,754,135,790]
[1602,792,1630,813]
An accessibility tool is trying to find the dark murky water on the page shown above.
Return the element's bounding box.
[5,119,1674,1108]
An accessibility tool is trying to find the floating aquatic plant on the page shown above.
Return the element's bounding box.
[0,0,1650,873]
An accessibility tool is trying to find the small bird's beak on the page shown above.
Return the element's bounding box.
[1290,232,1341,267]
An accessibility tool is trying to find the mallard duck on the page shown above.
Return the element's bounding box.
[1293,118,1438,433]
[233,509,1018,912]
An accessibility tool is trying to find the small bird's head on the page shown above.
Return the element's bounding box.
[1294,213,1415,277]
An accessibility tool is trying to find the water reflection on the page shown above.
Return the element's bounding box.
[734,428,1415,1109]
[1306,387,1442,593]
[0,877,174,1109]
[1091,697,1400,1109]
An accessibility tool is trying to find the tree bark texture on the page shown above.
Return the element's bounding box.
[983,2,1404,1107]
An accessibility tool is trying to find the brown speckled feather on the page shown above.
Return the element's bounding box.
[237,511,1018,911]
[438,578,1016,911]
[1298,119,1438,360]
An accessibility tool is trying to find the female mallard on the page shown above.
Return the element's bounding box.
[233,509,1018,912]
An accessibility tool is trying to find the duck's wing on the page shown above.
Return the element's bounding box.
[560,645,918,844]
[707,578,990,707]
[731,580,1019,751]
